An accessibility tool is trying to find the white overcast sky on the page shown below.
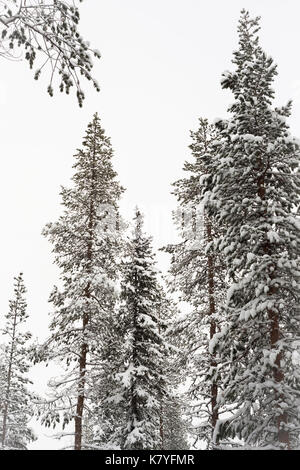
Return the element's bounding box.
[1,0,300,449]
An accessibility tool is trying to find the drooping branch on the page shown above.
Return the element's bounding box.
[0,1,100,106]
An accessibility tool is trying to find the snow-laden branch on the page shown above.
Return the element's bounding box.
[0,0,100,105]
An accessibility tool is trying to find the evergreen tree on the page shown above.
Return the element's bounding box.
[80,285,187,451]
[165,119,226,448]
[205,10,300,449]
[0,273,36,449]
[40,113,124,450]
[112,210,170,450]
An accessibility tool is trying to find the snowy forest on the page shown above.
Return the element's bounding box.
[0,1,300,452]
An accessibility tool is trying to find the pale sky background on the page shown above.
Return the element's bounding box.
[0,0,300,450]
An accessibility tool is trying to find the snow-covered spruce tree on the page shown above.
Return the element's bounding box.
[165,119,226,448]
[80,289,187,451]
[205,10,300,449]
[40,113,124,450]
[0,273,36,449]
[111,210,171,450]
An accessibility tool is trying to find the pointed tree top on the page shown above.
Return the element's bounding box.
[14,272,26,290]
[92,112,100,121]
[237,9,261,46]
[133,206,145,239]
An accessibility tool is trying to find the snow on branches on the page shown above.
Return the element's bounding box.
[0,1,100,106]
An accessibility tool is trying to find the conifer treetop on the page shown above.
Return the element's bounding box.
[39,113,124,449]
[203,10,300,449]
[0,273,36,449]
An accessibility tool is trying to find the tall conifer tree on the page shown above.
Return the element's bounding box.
[113,210,170,449]
[0,273,35,449]
[40,113,124,450]
[166,119,226,447]
[205,11,300,449]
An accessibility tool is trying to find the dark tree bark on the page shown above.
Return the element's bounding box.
[258,162,290,449]
[206,216,219,443]
[74,133,96,450]
[1,309,17,448]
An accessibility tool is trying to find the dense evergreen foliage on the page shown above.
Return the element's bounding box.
[39,113,124,450]
[0,274,36,449]
[1,8,299,452]
[202,11,300,449]
[113,210,171,450]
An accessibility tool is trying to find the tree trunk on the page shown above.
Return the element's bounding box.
[159,406,164,450]
[268,307,289,447]
[74,134,96,450]
[74,315,88,450]
[1,306,18,448]
[258,167,290,448]
[157,307,164,450]
[205,216,219,444]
